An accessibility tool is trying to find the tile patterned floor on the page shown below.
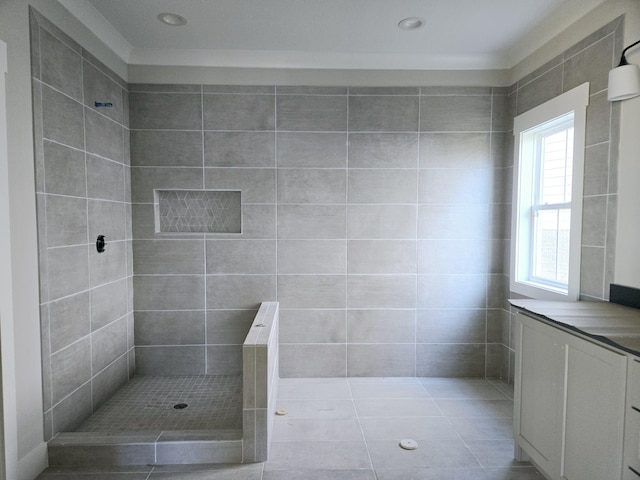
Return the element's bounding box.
[76,375,243,432]
[37,377,544,479]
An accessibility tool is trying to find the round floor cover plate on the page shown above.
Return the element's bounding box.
[275,409,288,416]
[399,439,418,450]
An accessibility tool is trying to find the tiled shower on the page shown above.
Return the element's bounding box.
[31,6,621,445]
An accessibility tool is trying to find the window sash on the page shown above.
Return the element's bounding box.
[529,205,571,289]
[533,124,574,207]
[527,122,574,291]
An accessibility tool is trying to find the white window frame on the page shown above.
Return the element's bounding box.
[510,82,589,301]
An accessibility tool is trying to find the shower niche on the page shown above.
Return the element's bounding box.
[155,189,242,234]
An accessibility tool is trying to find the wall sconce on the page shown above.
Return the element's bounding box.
[608,39,640,101]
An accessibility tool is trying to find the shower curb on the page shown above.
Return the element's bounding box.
[47,429,243,466]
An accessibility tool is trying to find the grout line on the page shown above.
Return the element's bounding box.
[485,91,495,378]
[345,87,350,377]
[415,87,421,377]
[345,378,378,479]
[79,53,99,413]
[275,90,279,304]
[35,36,57,435]
[200,85,209,374]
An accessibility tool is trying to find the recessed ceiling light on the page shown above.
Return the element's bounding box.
[398,17,424,31]
[157,12,187,26]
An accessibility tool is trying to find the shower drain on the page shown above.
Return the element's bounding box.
[173,403,188,410]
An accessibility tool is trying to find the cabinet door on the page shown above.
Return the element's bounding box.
[514,312,564,475]
[624,360,640,480]
[560,332,627,480]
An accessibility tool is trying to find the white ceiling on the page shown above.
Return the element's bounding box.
[59,0,608,70]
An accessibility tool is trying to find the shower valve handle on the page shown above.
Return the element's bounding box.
[96,235,106,253]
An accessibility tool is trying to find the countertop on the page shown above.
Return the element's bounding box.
[509,299,640,356]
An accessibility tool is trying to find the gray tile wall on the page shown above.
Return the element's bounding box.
[130,84,509,378]
[30,9,133,440]
[130,85,278,376]
[504,17,623,384]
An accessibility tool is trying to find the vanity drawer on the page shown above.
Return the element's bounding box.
[625,407,640,478]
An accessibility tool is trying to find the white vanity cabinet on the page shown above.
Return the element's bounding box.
[514,313,564,475]
[514,311,628,480]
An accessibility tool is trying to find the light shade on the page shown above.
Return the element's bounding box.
[157,12,187,26]
[397,17,425,30]
[608,64,640,101]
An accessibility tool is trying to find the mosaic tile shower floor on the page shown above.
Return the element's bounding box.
[76,374,243,433]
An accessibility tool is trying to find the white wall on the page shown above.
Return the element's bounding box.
[128,64,510,87]
[615,55,640,287]
[0,35,18,480]
[0,2,45,477]
[0,1,127,478]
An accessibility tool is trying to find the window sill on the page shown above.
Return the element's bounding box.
[510,278,576,301]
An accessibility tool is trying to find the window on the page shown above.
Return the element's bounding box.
[510,83,589,300]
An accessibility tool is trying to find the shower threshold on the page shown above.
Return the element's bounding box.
[48,374,244,466]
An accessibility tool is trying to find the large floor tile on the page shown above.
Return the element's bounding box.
[263,469,376,480]
[375,467,487,480]
[274,398,357,419]
[272,417,364,442]
[481,466,546,479]
[466,439,523,468]
[354,397,442,417]
[278,378,351,400]
[265,441,371,470]
[418,377,491,387]
[434,398,514,418]
[367,438,481,469]
[421,382,508,400]
[359,416,457,441]
[348,377,420,383]
[349,381,430,399]
[449,416,514,441]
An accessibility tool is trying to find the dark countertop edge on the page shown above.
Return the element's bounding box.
[508,300,640,357]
